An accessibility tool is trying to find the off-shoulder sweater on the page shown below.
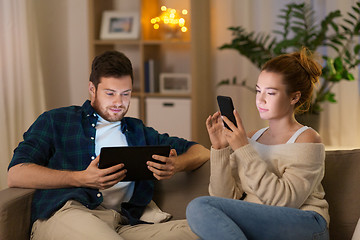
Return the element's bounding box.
[209,140,330,226]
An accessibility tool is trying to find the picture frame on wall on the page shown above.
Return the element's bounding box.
[159,73,191,94]
[100,11,140,40]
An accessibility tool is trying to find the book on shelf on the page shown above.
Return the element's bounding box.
[144,59,159,93]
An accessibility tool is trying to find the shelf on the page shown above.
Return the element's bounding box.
[142,39,191,45]
[131,92,190,98]
[93,39,141,45]
[88,0,212,146]
[93,39,191,46]
[144,93,191,98]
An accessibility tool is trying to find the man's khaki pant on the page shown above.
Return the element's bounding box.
[31,200,198,240]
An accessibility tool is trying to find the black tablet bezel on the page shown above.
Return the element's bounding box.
[99,145,171,181]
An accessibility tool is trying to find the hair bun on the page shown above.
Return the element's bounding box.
[298,47,322,84]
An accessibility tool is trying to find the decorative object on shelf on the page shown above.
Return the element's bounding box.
[144,59,160,93]
[159,73,191,94]
[218,2,360,119]
[100,11,140,40]
[150,6,189,39]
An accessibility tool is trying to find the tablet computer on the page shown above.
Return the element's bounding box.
[99,145,171,181]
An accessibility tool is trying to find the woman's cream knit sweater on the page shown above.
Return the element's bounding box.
[209,139,330,225]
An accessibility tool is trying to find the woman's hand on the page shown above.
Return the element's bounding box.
[206,111,229,149]
[222,110,249,151]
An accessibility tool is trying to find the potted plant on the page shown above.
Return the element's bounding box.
[218,2,360,129]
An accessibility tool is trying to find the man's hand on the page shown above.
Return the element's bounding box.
[78,155,127,190]
[147,149,178,180]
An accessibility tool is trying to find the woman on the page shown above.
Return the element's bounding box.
[186,48,329,240]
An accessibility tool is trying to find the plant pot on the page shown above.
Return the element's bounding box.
[296,113,320,132]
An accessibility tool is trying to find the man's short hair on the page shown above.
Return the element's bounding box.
[89,51,134,88]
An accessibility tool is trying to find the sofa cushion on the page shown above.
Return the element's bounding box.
[139,200,171,223]
[322,149,360,240]
[0,188,35,240]
[153,161,210,220]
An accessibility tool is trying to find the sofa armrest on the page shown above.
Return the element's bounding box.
[153,160,210,220]
[0,188,35,240]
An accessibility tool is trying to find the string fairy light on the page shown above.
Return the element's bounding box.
[150,6,189,35]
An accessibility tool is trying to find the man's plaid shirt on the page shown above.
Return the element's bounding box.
[8,100,196,225]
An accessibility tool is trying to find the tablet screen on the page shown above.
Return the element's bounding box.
[99,145,171,181]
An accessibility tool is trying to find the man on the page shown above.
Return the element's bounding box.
[7,51,209,239]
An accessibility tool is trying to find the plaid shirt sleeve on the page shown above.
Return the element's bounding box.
[9,112,55,168]
[8,101,103,224]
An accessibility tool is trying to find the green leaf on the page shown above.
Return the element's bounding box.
[330,38,343,45]
[273,30,283,35]
[334,57,343,71]
[325,92,337,103]
[293,20,306,26]
[352,6,360,14]
[232,76,237,85]
[337,34,347,40]
[343,72,355,81]
[340,25,351,32]
[326,58,336,75]
[330,22,339,32]
[347,12,357,21]
[345,50,351,59]
[354,23,360,34]
[344,19,355,26]
[335,72,342,81]
[344,58,352,65]
[324,43,340,52]
[217,79,230,86]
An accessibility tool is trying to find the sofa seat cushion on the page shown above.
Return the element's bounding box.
[322,149,360,240]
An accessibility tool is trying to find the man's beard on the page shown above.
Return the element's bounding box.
[92,97,129,122]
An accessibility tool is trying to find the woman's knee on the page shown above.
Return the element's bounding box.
[187,196,211,214]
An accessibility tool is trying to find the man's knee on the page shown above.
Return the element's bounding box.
[31,202,123,240]
[118,220,198,240]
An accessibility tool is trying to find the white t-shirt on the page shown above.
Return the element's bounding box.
[95,115,135,212]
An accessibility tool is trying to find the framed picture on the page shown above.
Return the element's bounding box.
[100,11,140,40]
[159,73,191,94]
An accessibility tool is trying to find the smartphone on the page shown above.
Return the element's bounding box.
[217,95,237,130]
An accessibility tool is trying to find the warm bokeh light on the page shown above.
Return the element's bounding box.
[150,6,189,35]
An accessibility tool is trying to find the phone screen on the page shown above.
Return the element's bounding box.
[217,95,237,130]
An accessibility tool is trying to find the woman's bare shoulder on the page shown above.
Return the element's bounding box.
[296,127,322,143]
